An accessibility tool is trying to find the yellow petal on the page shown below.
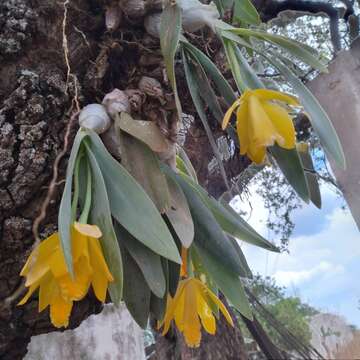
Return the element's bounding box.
[204,286,234,327]
[248,143,267,164]
[89,239,113,302]
[196,292,216,335]
[253,89,299,106]
[248,95,280,148]
[74,222,102,238]
[174,289,185,332]
[50,295,73,328]
[21,233,61,286]
[38,273,57,312]
[262,102,296,149]
[161,296,174,335]
[49,248,68,278]
[71,226,89,261]
[161,281,186,335]
[18,281,40,305]
[24,262,50,287]
[89,238,113,281]
[236,103,249,155]
[183,280,201,347]
[58,257,92,301]
[222,99,240,130]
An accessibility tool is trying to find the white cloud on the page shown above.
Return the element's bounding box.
[273,261,344,287]
[236,183,360,326]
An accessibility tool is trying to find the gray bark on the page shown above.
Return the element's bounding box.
[308,38,360,230]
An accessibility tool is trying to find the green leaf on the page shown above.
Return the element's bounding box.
[85,147,123,304]
[233,0,261,25]
[117,113,172,154]
[232,45,264,89]
[165,167,247,275]
[228,235,252,278]
[297,144,322,209]
[58,130,87,275]
[182,49,230,190]
[85,130,181,264]
[166,174,194,248]
[160,3,182,117]
[177,147,198,183]
[229,28,327,72]
[270,145,310,203]
[121,244,151,329]
[116,123,171,213]
[150,258,168,321]
[168,259,180,297]
[165,166,278,252]
[114,222,166,298]
[223,38,247,93]
[194,243,253,319]
[266,55,345,169]
[185,49,224,125]
[180,38,236,106]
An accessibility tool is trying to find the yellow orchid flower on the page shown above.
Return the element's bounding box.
[160,278,233,347]
[18,222,113,328]
[222,89,299,164]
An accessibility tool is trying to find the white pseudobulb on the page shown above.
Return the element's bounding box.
[144,0,219,38]
[79,104,111,134]
[102,89,130,120]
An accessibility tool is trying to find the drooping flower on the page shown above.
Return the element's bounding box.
[222,89,299,164]
[18,222,113,328]
[160,278,233,347]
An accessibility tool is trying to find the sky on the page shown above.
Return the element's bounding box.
[232,182,360,327]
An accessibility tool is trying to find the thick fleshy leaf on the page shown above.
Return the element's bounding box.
[297,144,322,209]
[165,174,194,248]
[150,258,168,321]
[223,39,247,93]
[229,28,327,72]
[160,3,182,117]
[168,259,180,297]
[164,166,278,252]
[177,148,198,183]
[194,244,253,320]
[165,167,247,275]
[232,46,264,89]
[228,235,252,278]
[180,37,236,106]
[117,113,172,153]
[270,144,310,203]
[121,244,151,329]
[233,0,260,25]
[85,147,123,303]
[85,130,181,264]
[58,130,87,275]
[116,124,170,213]
[182,49,230,190]
[114,222,166,298]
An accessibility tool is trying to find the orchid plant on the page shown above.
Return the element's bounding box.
[18,0,344,348]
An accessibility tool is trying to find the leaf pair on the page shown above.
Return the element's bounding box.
[58,130,123,303]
